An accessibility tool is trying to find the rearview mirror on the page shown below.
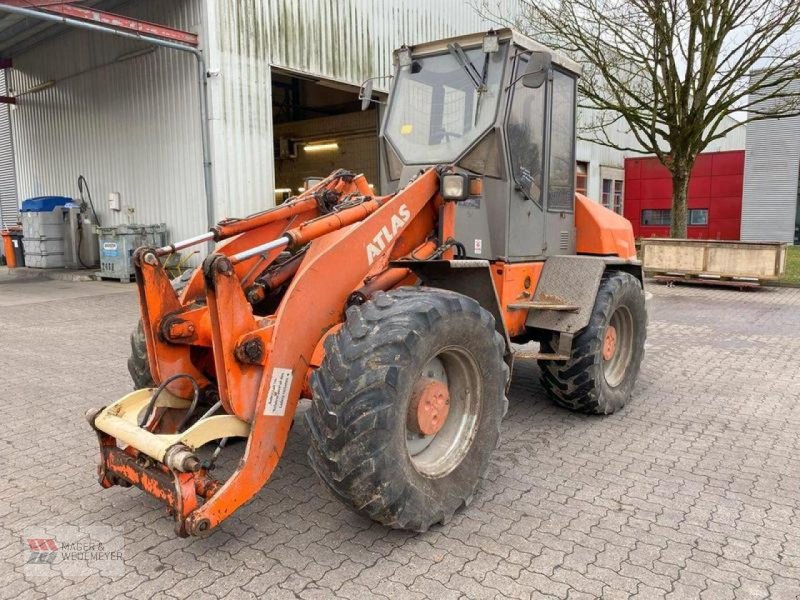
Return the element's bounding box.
[522,51,551,88]
[360,78,374,111]
[358,76,392,110]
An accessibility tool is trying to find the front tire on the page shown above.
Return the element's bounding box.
[538,271,646,415]
[305,287,508,531]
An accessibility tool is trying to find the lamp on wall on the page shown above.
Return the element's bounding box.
[303,142,339,153]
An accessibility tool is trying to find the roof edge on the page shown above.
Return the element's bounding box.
[397,27,582,77]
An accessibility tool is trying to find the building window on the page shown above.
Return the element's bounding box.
[641,209,671,226]
[613,180,623,214]
[641,209,707,226]
[602,177,624,214]
[575,161,588,196]
[689,208,708,225]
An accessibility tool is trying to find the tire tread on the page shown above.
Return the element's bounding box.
[305,287,507,531]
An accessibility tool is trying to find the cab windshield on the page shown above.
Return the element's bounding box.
[385,42,507,164]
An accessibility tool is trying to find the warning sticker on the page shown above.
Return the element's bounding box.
[474,239,483,255]
[264,368,293,416]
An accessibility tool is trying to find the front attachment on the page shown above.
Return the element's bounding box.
[87,388,250,536]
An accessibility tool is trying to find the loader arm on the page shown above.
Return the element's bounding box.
[131,171,370,399]
[88,168,443,535]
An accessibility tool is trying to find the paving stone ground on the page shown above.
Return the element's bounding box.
[1,275,800,600]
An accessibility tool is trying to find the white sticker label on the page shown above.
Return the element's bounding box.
[474,239,483,255]
[264,368,293,416]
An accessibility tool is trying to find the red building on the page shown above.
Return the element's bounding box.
[623,150,744,240]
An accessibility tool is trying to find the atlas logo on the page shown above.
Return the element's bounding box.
[366,204,411,265]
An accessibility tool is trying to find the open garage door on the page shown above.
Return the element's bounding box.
[271,69,380,203]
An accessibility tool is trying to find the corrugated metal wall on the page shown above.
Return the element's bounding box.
[9,0,205,245]
[8,0,520,247]
[0,69,17,230]
[205,0,521,220]
[741,80,800,243]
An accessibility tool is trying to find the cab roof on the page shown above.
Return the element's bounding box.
[396,27,581,78]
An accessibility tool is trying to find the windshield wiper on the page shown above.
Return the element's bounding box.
[473,52,491,125]
[447,42,492,125]
[447,43,482,90]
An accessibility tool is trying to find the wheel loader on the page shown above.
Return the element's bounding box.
[87,28,646,537]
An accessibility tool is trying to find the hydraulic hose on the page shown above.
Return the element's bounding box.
[138,373,201,433]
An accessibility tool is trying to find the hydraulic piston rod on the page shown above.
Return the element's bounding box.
[229,236,290,264]
[155,232,216,257]
[229,195,389,265]
[152,172,372,258]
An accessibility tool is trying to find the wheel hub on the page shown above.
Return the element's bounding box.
[603,325,617,360]
[408,378,450,436]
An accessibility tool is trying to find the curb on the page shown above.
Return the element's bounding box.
[1,266,98,282]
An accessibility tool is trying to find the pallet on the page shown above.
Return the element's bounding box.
[95,273,135,283]
[651,274,761,290]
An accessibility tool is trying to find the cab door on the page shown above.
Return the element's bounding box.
[506,53,547,259]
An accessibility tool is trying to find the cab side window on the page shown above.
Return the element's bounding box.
[548,70,576,211]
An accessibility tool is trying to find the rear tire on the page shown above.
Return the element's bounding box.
[305,287,508,531]
[538,271,646,415]
[127,269,194,388]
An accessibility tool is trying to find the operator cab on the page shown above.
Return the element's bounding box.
[376,29,581,261]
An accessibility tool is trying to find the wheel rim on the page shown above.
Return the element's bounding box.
[603,305,634,387]
[406,347,481,478]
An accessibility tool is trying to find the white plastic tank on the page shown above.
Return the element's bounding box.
[20,196,71,269]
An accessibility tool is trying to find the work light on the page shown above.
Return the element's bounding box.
[441,173,469,200]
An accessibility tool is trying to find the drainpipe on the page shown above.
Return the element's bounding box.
[0,3,215,232]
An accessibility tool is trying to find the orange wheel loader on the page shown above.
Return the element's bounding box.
[87,29,647,537]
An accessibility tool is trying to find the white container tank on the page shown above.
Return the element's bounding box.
[20,196,71,269]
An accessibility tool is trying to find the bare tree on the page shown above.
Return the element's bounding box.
[476,0,800,237]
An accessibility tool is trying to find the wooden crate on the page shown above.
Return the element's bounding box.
[640,238,787,281]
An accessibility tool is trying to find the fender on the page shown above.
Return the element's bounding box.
[391,258,512,362]
[525,255,642,337]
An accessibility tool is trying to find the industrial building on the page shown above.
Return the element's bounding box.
[0,0,747,268]
[0,0,522,255]
[741,79,800,244]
